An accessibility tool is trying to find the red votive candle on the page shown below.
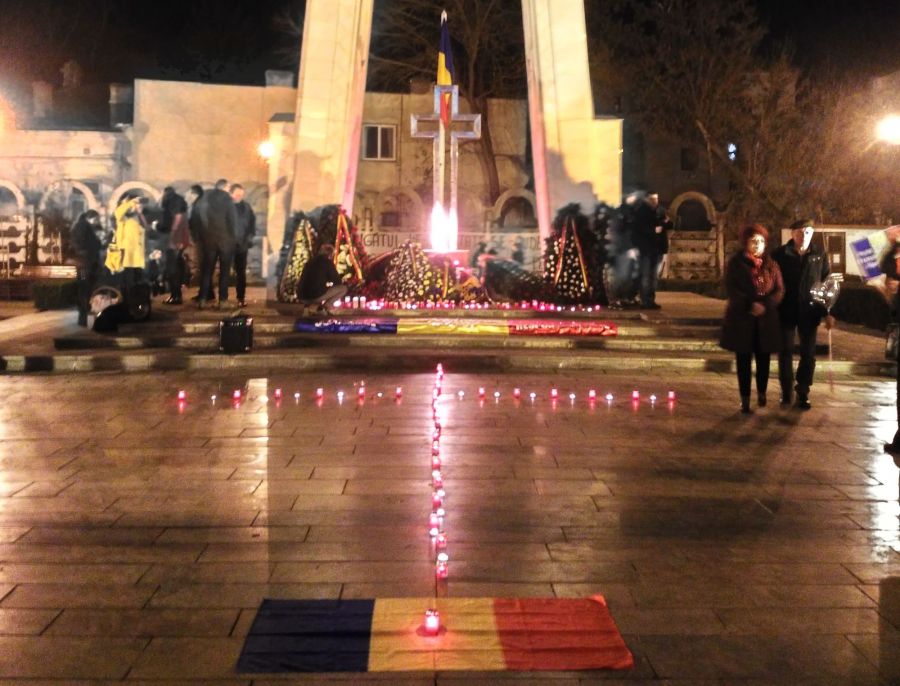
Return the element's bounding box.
[425,609,440,635]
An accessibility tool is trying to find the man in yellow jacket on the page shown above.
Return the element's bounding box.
[107,195,146,283]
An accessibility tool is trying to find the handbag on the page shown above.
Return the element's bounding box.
[104,234,123,273]
[887,323,899,362]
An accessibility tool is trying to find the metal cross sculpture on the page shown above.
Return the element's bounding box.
[411,85,481,248]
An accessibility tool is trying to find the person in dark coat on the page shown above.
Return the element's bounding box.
[772,220,834,409]
[720,224,785,413]
[605,194,640,309]
[881,238,900,454]
[194,185,237,309]
[187,185,205,301]
[230,184,256,308]
[632,192,672,310]
[297,245,349,316]
[158,186,190,305]
[69,210,103,326]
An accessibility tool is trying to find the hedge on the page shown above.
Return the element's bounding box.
[32,280,79,311]
[660,278,892,331]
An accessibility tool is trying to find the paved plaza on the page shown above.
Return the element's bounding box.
[0,368,897,683]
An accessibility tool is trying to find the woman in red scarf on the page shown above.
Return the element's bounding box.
[720,224,785,413]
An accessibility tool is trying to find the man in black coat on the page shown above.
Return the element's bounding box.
[70,210,103,326]
[194,184,237,309]
[881,238,900,453]
[230,184,256,308]
[159,186,190,304]
[297,245,348,316]
[772,220,835,409]
[631,192,672,310]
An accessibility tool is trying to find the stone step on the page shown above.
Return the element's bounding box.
[54,332,725,353]
[5,346,894,377]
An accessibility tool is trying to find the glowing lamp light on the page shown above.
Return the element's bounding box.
[294,392,300,400]
[316,388,324,399]
[433,430,441,441]
[494,392,500,399]
[436,507,445,517]
[569,393,576,401]
[177,390,186,400]
[650,394,658,403]
[261,395,269,403]
[551,389,558,399]
[513,388,521,398]
[396,387,403,398]
[425,609,440,635]
[359,387,366,397]
[878,115,900,145]
[433,389,440,401]
[211,395,217,402]
[432,456,441,470]
[432,492,443,510]
[430,202,459,253]
[632,390,640,400]
[668,390,676,401]
[274,389,282,399]
[606,393,614,402]
[436,532,447,549]
[429,513,440,529]
[458,391,465,400]
[432,470,443,488]
[478,387,486,398]
[258,140,275,160]
[589,390,597,400]
[233,390,242,400]
[530,392,536,400]
[337,391,345,400]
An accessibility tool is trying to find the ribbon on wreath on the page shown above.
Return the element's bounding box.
[333,213,364,281]
[553,216,591,294]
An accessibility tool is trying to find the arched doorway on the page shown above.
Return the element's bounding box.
[0,180,26,219]
[493,189,539,230]
[108,182,162,218]
[665,191,720,279]
[38,180,101,220]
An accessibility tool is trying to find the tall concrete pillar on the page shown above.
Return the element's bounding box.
[291,0,374,215]
[521,0,622,241]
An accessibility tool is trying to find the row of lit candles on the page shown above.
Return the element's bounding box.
[176,387,676,405]
[331,298,605,313]
[427,363,447,635]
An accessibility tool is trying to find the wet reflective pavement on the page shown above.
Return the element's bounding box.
[0,370,897,684]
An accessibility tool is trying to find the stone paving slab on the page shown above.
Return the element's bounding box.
[0,370,896,682]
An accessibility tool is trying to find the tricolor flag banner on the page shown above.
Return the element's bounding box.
[437,10,455,127]
[236,596,633,673]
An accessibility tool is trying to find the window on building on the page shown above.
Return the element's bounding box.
[363,125,396,161]
[680,147,699,172]
[727,143,737,161]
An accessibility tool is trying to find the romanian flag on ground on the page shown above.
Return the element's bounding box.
[236,596,633,673]
[294,318,619,337]
[437,10,455,127]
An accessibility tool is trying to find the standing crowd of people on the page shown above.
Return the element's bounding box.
[601,191,673,311]
[720,220,835,413]
[68,180,258,325]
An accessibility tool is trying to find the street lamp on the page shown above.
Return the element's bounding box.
[877,116,900,455]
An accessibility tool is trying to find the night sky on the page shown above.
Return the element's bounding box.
[0,0,897,102]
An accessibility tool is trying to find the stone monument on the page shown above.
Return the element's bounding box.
[288,0,621,245]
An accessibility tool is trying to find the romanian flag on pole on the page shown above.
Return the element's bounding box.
[236,596,634,673]
[437,9,455,127]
